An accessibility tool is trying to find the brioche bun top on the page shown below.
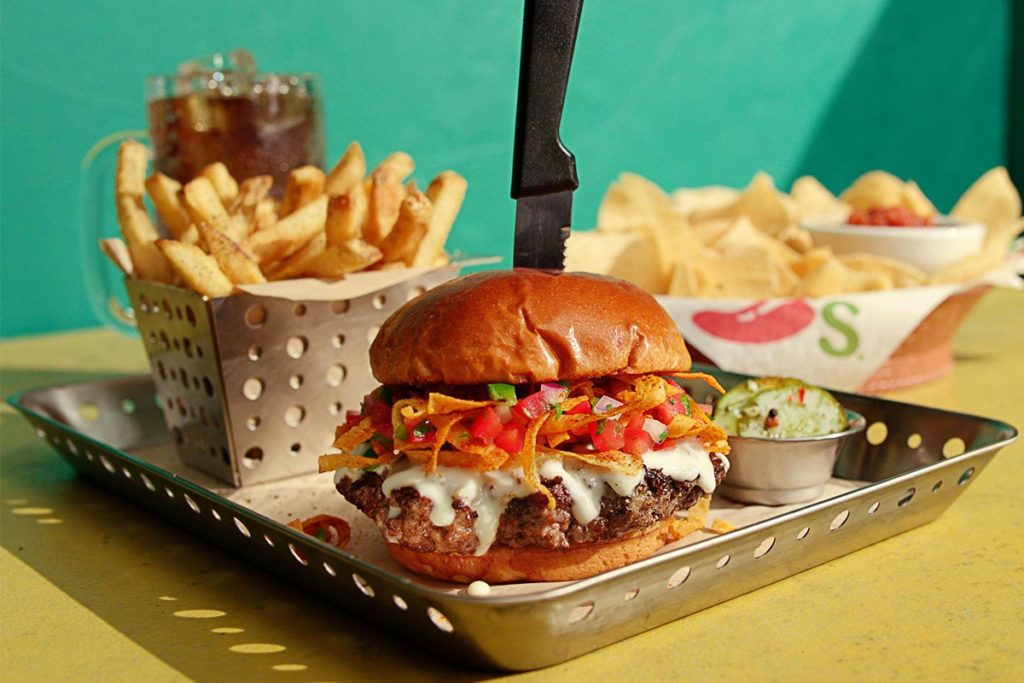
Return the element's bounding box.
[369,269,691,386]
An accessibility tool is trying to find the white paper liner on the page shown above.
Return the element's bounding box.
[655,261,1022,391]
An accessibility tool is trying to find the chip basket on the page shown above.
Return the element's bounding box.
[124,266,460,487]
[855,284,990,393]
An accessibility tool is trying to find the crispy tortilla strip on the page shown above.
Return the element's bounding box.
[520,416,554,508]
[666,372,726,395]
[668,496,710,540]
[428,414,464,473]
[542,447,643,476]
[281,165,326,216]
[318,451,396,473]
[426,393,495,415]
[156,239,233,297]
[115,140,148,199]
[708,517,737,534]
[446,425,512,470]
[245,195,328,265]
[410,171,468,266]
[395,398,429,421]
[331,417,376,452]
[667,413,706,439]
[325,141,367,196]
[200,162,239,205]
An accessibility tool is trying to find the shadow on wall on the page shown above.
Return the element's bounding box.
[791,0,1009,210]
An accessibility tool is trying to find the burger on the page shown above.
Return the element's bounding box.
[319,269,730,583]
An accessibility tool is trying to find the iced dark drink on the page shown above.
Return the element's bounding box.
[146,54,324,194]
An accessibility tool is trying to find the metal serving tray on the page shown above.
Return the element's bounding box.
[8,369,1017,671]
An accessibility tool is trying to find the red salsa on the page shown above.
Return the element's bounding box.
[848,206,935,227]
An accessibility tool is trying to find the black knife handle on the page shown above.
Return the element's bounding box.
[511,0,583,199]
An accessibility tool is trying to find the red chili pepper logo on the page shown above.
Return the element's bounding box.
[692,300,815,343]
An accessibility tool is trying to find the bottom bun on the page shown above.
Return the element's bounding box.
[386,498,710,584]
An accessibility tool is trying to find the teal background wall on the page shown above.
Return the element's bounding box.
[0,1,1010,338]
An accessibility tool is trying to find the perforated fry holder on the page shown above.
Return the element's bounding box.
[124,266,460,486]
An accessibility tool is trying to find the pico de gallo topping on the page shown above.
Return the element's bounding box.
[320,373,730,508]
[847,205,935,227]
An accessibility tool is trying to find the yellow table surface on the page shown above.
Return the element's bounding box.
[2,288,1022,682]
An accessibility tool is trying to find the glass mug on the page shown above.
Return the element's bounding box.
[81,50,325,331]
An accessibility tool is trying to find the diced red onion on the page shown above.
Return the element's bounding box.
[642,417,669,443]
[540,382,569,405]
[593,395,624,415]
[494,402,514,424]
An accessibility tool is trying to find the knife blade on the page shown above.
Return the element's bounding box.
[511,0,583,270]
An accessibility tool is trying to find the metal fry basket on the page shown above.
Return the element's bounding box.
[125,266,459,486]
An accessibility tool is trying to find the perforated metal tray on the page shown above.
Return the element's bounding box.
[8,369,1016,671]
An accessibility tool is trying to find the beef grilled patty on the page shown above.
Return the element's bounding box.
[337,454,727,554]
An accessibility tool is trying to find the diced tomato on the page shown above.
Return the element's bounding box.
[494,422,525,454]
[625,413,646,431]
[515,390,551,420]
[655,395,690,423]
[361,391,391,426]
[654,437,677,451]
[469,406,503,442]
[590,418,625,451]
[403,417,435,444]
[623,427,653,456]
[345,409,362,425]
[566,400,591,416]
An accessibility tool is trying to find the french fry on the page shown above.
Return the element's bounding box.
[410,171,467,266]
[281,165,326,216]
[182,177,246,243]
[325,183,367,245]
[363,152,414,244]
[266,232,327,281]
[145,172,194,241]
[325,141,366,195]
[379,190,432,264]
[115,140,148,199]
[302,239,383,278]
[244,195,328,265]
[200,162,239,205]
[253,198,278,233]
[116,195,175,283]
[195,222,266,285]
[229,175,273,221]
[156,239,234,298]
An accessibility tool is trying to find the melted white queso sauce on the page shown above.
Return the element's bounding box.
[335,438,727,556]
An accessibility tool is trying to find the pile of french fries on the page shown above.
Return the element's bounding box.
[113,141,467,297]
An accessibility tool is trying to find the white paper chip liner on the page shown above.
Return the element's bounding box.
[657,263,1021,392]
